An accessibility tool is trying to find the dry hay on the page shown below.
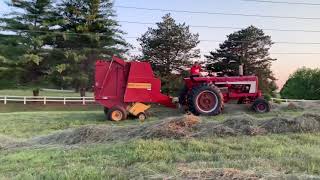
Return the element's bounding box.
[179,167,261,180]
[0,135,30,150]
[136,115,200,139]
[286,102,304,111]
[194,114,268,137]
[32,125,135,145]
[4,113,318,147]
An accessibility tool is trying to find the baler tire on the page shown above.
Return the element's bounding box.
[252,98,270,113]
[187,84,224,116]
[107,106,127,121]
[137,112,147,121]
[178,86,189,106]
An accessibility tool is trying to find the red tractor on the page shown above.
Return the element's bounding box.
[94,56,270,121]
[178,75,270,116]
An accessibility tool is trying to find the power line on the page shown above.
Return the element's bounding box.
[119,20,320,33]
[114,5,320,20]
[128,50,320,55]
[2,29,320,45]
[0,44,318,55]
[3,3,320,20]
[242,0,320,6]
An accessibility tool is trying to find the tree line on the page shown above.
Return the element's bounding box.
[1,0,313,99]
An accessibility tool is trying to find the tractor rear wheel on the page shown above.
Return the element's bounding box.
[107,106,127,121]
[252,98,270,113]
[187,85,224,116]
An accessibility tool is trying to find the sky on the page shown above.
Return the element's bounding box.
[1,0,320,88]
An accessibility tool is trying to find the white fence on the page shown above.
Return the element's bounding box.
[271,98,320,103]
[0,96,95,105]
[0,96,318,105]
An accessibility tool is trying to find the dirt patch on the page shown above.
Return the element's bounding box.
[179,167,261,180]
[26,113,320,146]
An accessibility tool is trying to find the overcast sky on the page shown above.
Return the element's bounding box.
[1,0,320,87]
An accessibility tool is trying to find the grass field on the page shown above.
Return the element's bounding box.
[1,104,320,179]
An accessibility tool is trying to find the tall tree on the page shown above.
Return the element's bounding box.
[138,14,200,78]
[138,14,199,94]
[206,26,277,96]
[49,0,128,93]
[0,0,55,85]
[280,68,320,100]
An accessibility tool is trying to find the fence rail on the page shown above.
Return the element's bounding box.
[271,98,320,103]
[0,96,319,105]
[0,96,95,105]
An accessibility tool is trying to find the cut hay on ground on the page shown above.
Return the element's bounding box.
[179,168,261,180]
[26,113,320,146]
[1,113,319,148]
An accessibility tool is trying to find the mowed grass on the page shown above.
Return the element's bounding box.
[0,107,177,138]
[0,89,93,97]
[0,111,106,138]
[0,135,320,179]
[0,107,320,179]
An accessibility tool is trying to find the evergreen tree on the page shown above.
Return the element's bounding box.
[0,0,55,85]
[206,26,277,96]
[49,0,128,93]
[138,14,200,77]
[138,14,199,94]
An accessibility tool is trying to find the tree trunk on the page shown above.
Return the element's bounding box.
[80,88,86,97]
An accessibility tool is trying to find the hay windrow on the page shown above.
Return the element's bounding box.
[1,113,319,148]
[24,113,320,146]
[179,168,261,180]
[0,135,30,150]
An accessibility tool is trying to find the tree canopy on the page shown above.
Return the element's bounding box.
[48,0,128,91]
[138,14,200,77]
[138,14,199,94]
[0,0,128,92]
[280,68,320,100]
[0,0,55,84]
[206,26,277,96]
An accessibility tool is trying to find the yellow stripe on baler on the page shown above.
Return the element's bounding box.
[127,83,152,89]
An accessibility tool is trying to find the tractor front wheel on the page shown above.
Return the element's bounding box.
[187,85,224,116]
[107,106,127,121]
[252,98,270,113]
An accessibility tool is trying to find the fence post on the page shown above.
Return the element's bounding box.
[82,97,85,105]
[4,96,7,104]
[44,97,46,105]
[63,97,66,105]
[24,97,26,104]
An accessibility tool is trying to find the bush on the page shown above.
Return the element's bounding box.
[281,68,320,100]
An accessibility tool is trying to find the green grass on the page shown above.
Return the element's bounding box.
[0,134,319,179]
[0,89,93,97]
[0,108,178,138]
[0,106,320,179]
[0,111,106,138]
[0,104,101,113]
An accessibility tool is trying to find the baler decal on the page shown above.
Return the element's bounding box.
[127,83,152,89]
